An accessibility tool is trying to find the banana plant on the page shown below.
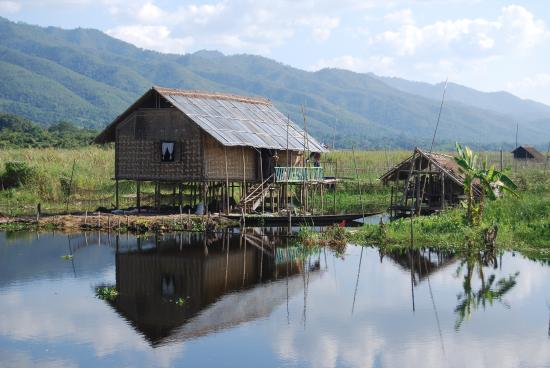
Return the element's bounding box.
[454,143,479,225]
[476,158,518,224]
[454,143,518,226]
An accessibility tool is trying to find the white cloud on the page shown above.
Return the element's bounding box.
[371,5,549,56]
[0,0,21,13]
[500,4,548,48]
[103,0,348,54]
[106,25,194,54]
[506,73,550,104]
[384,8,414,25]
[296,15,340,42]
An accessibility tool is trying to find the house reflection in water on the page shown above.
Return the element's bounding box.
[108,229,321,346]
[380,248,456,286]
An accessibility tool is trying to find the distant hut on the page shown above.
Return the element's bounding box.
[380,147,481,216]
[94,86,325,213]
[511,145,544,161]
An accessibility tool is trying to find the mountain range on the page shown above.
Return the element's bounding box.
[0,16,549,149]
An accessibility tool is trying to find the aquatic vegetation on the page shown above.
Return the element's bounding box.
[61,254,73,260]
[296,224,347,256]
[95,286,118,301]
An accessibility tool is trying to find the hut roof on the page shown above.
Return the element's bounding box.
[94,86,326,152]
[511,145,545,161]
[380,147,481,194]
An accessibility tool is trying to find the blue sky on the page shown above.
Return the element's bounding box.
[2,0,550,104]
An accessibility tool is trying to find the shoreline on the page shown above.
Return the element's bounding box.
[0,212,237,233]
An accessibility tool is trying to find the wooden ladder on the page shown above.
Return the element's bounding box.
[239,175,274,212]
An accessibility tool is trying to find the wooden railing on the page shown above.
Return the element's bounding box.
[274,167,324,183]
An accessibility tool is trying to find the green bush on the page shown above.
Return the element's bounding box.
[2,161,36,188]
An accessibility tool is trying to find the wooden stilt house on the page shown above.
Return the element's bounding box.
[380,147,481,216]
[511,145,544,161]
[94,86,326,213]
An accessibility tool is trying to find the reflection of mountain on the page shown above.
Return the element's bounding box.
[381,248,456,285]
[108,231,320,346]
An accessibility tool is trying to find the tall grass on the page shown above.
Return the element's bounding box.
[1,147,547,218]
[0,147,115,214]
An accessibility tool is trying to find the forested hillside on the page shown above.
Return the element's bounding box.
[0,17,549,149]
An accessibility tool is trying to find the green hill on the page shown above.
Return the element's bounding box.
[0,16,549,149]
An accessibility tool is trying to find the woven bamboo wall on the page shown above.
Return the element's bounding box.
[116,108,203,181]
[203,135,258,182]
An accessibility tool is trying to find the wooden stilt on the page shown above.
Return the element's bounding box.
[441,173,445,211]
[115,179,119,209]
[224,147,230,215]
[320,183,324,215]
[172,185,176,209]
[136,180,141,213]
[390,186,394,218]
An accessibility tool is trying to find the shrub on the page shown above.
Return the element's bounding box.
[1,161,36,188]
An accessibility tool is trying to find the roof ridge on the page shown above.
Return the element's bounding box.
[153,86,271,105]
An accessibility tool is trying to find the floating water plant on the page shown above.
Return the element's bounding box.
[95,286,118,301]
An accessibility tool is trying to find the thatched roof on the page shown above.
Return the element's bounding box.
[511,145,545,161]
[94,86,326,152]
[380,147,481,194]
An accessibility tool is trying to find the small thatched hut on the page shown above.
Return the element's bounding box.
[94,86,325,212]
[511,145,544,161]
[380,147,481,216]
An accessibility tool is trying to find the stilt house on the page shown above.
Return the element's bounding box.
[94,86,326,213]
[380,148,481,216]
[511,145,544,161]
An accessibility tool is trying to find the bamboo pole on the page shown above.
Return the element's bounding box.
[224,147,230,215]
[333,160,337,215]
[241,147,247,214]
[65,159,76,213]
[352,146,365,218]
[258,149,265,214]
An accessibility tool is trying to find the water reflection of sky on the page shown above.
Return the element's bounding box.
[0,231,549,368]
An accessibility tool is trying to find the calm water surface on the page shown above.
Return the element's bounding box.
[0,230,549,368]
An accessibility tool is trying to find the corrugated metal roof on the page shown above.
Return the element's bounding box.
[157,87,325,152]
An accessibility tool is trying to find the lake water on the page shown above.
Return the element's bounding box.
[0,230,549,368]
